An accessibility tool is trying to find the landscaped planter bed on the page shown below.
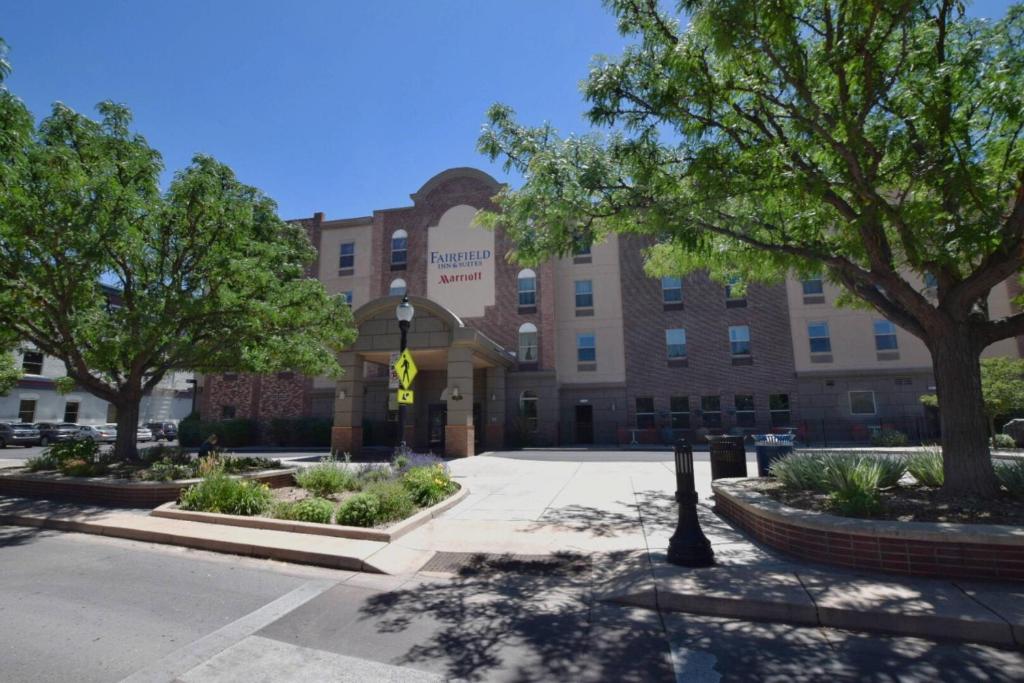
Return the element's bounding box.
[713,478,1024,581]
[0,468,296,507]
[152,482,467,542]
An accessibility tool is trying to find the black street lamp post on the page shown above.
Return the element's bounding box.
[395,294,415,454]
[667,439,715,567]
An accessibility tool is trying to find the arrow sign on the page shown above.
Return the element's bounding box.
[397,389,414,405]
[394,349,418,389]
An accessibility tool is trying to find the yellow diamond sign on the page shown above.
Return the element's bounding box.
[393,349,418,389]
[397,389,414,405]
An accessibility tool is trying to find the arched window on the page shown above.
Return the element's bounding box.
[519,391,539,433]
[518,322,538,363]
[391,229,408,266]
[517,269,536,307]
[389,278,407,296]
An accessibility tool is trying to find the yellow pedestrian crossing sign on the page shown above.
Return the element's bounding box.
[397,389,414,405]
[394,349,418,389]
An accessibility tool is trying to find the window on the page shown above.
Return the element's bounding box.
[342,291,353,305]
[520,391,539,433]
[735,394,756,427]
[769,394,791,427]
[701,395,722,428]
[338,242,355,271]
[390,229,408,266]
[576,333,596,363]
[729,325,751,356]
[517,269,537,307]
[807,321,831,353]
[725,275,744,301]
[63,401,80,424]
[389,278,407,296]
[873,319,898,351]
[802,275,824,296]
[635,397,656,429]
[661,276,683,303]
[518,323,538,363]
[574,280,593,309]
[666,328,687,359]
[573,238,591,257]
[18,399,36,423]
[850,391,877,415]
[221,405,237,419]
[21,350,43,375]
[670,396,690,429]
[923,272,938,289]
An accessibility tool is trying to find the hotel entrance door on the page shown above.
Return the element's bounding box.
[428,404,446,452]
[575,405,594,444]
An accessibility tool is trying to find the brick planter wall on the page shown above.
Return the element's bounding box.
[0,469,297,508]
[714,479,1024,582]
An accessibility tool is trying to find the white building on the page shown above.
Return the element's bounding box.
[0,348,195,425]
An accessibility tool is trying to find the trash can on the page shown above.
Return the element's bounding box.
[754,433,795,476]
[708,435,747,480]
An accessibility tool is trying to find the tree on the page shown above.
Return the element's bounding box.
[0,52,355,460]
[478,0,1024,496]
[0,350,19,396]
[922,356,1024,436]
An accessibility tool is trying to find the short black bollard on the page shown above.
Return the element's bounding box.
[667,439,715,567]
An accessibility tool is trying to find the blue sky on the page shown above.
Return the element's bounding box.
[2,1,1016,220]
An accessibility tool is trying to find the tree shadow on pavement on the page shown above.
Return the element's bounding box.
[526,490,679,537]
[359,552,675,682]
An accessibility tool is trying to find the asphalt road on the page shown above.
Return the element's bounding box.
[2,527,1022,682]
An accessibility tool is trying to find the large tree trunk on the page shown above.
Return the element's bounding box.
[113,397,141,462]
[931,330,999,497]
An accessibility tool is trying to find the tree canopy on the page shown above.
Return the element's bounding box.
[0,45,354,456]
[922,356,1024,430]
[478,0,1024,496]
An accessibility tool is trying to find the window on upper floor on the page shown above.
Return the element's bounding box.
[729,325,751,356]
[725,275,746,305]
[574,280,593,309]
[802,274,824,296]
[576,332,596,363]
[391,229,408,266]
[338,242,355,272]
[389,278,407,296]
[517,269,537,307]
[635,397,656,429]
[518,323,538,363]
[873,319,898,351]
[807,321,832,354]
[666,328,687,359]
[661,276,683,304]
[21,350,43,375]
[342,291,353,306]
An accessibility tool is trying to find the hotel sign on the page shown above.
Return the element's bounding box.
[427,205,495,318]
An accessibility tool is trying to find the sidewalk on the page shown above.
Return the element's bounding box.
[2,451,1022,649]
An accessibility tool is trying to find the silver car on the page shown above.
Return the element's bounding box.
[75,424,117,443]
[0,422,42,448]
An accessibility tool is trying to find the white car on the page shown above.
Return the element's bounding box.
[75,424,117,443]
[137,426,154,442]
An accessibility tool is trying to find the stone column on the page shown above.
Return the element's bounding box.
[484,366,506,450]
[331,351,363,455]
[445,346,475,457]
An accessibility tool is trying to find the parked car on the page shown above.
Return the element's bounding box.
[74,424,117,443]
[145,422,178,441]
[137,426,154,442]
[34,422,80,446]
[0,422,41,448]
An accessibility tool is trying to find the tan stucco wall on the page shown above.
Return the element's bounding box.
[318,220,374,306]
[554,235,626,383]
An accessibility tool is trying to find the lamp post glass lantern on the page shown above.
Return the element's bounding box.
[667,439,715,567]
[395,294,414,454]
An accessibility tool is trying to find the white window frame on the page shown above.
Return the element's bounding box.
[807,321,832,354]
[635,397,656,429]
[873,319,898,351]
[517,323,538,363]
[63,400,80,424]
[574,279,594,309]
[519,391,539,433]
[21,350,44,375]
[661,276,683,303]
[801,275,824,296]
[576,332,596,363]
[517,269,537,307]
[734,394,756,426]
[389,278,407,296]
[666,328,687,359]
[728,325,751,356]
[669,396,690,429]
[849,390,877,416]
[338,242,355,271]
[390,229,408,265]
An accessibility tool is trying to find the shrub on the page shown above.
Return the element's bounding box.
[267,417,332,447]
[824,456,883,516]
[401,464,457,507]
[364,481,416,523]
[272,497,335,524]
[25,452,59,472]
[871,455,907,488]
[59,457,107,477]
[907,448,944,487]
[178,414,256,448]
[45,439,100,465]
[996,460,1024,498]
[357,464,393,485]
[141,459,196,481]
[871,429,909,447]
[294,457,357,496]
[993,433,1016,449]
[771,453,828,492]
[336,493,381,527]
[392,451,447,474]
[179,471,272,516]
[138,444,191,466]
[220,456,280,474]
